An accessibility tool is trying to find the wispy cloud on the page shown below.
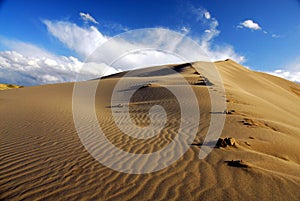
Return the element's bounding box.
[181,26,190,35]
[190,6,212,22]
[43,20,107,58]
[271,34,281,38]
[190,7,245,63]
[79,12,99,24]
[1,38,54,58]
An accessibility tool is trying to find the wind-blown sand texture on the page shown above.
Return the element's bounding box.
[1,59,300,200]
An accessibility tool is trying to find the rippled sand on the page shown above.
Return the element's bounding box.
[1,60,300,200]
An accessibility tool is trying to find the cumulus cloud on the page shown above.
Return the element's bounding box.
[238,19,261,30]
[237,19,281,39]
[0,40,118,86]
[79,12,99,24]
[43,20,107,58]
[0,50,79,85]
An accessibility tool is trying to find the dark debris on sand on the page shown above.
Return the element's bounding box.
[225,160,249,168]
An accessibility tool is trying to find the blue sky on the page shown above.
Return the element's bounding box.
[0,0,300,85]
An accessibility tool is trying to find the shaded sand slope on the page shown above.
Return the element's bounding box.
[1,60,300,200]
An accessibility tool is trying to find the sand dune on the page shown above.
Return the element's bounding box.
[0,84,23,90]
[1,60,300,200]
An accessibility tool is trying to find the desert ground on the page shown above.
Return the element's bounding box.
[1,59,300,200]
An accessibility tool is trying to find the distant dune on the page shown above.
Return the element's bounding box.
[0,83,23,90]
[0,60,300,200]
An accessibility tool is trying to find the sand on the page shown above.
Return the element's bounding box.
[1,59,300,200]
[0,84,22,90]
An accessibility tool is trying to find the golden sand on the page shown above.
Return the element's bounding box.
[0,60,299,200]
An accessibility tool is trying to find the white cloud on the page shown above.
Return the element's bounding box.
[190,7,212,22]
[0,40,118,85]
[268,69,300,82]
[42,74,60,82]
[79,12,99,24]
[193,11,245,63]
[205,45,246,63]
[43,20,107,58]
[185,5,245,63]
[239,19,261,30]
[271,34,281,38]
[44,58,58,66]
[1,25,196,85]
[200,18,220,45]
[181,26,190,34]
[1,38,54,58]
[0,49,79,85]
[85,28,210,71]
[238,20,281,39]
[204,11,211,19]
[266,57,300,82]
[112,49,183,70]
[1,9,248,86]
